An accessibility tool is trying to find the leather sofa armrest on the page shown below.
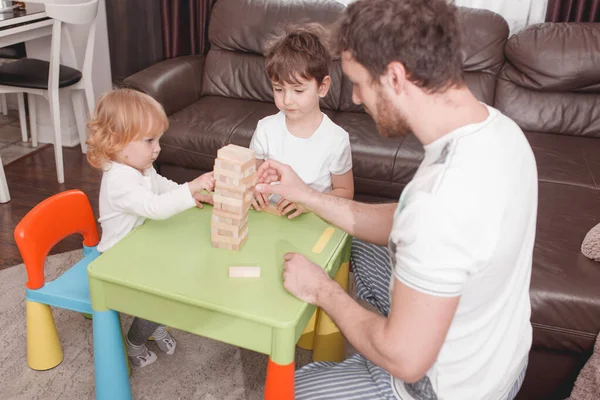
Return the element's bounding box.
[123,55,206,116]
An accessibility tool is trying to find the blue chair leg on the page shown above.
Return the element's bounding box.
[92,310,132,400]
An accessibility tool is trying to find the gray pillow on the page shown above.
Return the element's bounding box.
[581,223,600,262]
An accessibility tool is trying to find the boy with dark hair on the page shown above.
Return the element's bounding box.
[250,23,354,218]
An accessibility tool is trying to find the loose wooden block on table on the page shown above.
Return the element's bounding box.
[228,266,261,278]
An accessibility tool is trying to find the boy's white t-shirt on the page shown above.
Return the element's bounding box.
[249,111,352,194]
[97,162,196,252]
[389,105,537,400]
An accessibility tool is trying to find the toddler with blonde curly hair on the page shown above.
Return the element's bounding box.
[86,88,214,368]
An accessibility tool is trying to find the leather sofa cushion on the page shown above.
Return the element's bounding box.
[531,180,600,353]
[496,23,600,137]
[338,7,509,111]
[458,7,509,105]
[201,49,343,110]
[159,99,414,201]
[496,77,600,137]
[204,0,345,110]
[503,23,600,93]
[157,96,278,172]
[332,112,416,199]
[526,132,600,189]
[209,0,344,55]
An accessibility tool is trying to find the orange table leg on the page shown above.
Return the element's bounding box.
[264,357,294,400]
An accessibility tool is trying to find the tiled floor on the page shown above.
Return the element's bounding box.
[0,110,42,165]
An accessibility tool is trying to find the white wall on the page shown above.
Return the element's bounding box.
[452,0,548,35]
[336,0,548,36]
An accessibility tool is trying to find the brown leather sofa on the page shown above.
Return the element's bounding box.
[124,0,600,398]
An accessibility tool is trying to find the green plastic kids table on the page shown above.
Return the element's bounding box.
[87,205,351,400]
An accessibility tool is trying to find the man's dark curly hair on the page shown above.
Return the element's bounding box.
[335,0,464,93]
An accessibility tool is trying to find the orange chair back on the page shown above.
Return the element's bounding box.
[14,190,99,290]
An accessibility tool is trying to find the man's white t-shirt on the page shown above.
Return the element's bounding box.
[97,162,196,252]
[249,111,352,194]
[389,105,537,400]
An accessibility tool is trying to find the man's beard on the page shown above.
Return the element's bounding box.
[372,93,411,138]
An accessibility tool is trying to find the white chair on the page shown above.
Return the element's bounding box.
[0,0,99,183]
[0,94,6,116]
[0,43,29,143]
[0,154,9,203]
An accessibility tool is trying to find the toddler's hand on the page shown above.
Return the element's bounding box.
[194,192,214,209]
[189,171,215,195]
[277,198,306,219]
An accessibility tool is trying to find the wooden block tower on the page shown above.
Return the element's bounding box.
[211,144,257,250]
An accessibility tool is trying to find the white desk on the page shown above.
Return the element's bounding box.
[0,1,112,147]
[0,4,50,47]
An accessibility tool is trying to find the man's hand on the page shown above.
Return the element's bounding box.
[282,252,331,304]
[189,171,215,195]
[194,192,214,208]
[255,159,314,208]
[277,198,306,219]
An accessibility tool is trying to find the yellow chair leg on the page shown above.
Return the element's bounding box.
[26,300,63,370]
[312,261,350,362]
[297,310,319,350]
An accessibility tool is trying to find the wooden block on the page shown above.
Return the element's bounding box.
[211,226,248,245]
[211,209,248,226]
[213,188,246,205]
[214,165,244,179]
[215,187,244,200]
[213,208,247,222]
[212,229,248,251]
[241,163,256,177]
[214,187,253,205]
[214,169,257,190]
[215,174,235,186]
[230,232,248,250]
[213,181,248,194]
[212,240,233,250]
[213,196,241,208]
[217,144,255,163]
[228,266,260,278]
[215,158,255,174]
[211,220,248,238]
[214,197,251,214]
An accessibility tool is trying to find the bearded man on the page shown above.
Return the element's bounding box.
[256,1,537,399]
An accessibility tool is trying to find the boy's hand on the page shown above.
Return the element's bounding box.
[277,198,306,219]
[194,192,214,209]
[251,191,269,211]
[189,171,215,195]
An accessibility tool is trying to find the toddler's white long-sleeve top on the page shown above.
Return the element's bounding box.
[97,162,196,252]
